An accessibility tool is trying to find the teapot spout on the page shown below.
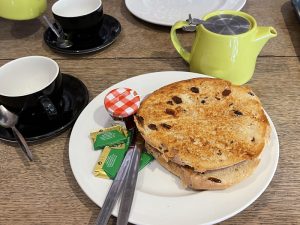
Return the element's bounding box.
[254,26,277,53]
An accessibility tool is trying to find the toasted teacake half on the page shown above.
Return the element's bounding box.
[145,143,260,190]
[134,78,270,172]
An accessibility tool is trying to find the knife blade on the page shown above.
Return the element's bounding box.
[95,131,136,225]
[117,133,144,225]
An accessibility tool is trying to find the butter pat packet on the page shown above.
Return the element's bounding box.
[102,132,132,179]
[102,146,128,179]
[93,130,128,150]
[90,125,127,149]
[93,146,111,179]
[103,149,154,179]
[90,125,126,142]
[139,152,154,171]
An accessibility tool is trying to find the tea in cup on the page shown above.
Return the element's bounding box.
[0,56,63,121]
[52,0,104,40]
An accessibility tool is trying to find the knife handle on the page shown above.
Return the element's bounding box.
[95,149,134,225]
[117,146,141,225]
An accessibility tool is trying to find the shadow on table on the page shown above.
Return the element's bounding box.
[0,140,33,165]
[281,1,300,60]
[62,133,99,225]
[0,18,42,40]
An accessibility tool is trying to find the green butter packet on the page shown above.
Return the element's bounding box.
[102,148,127,179]
[103,149,154,179]
[102,131,132,179]
[94,129,127,150]
[101,129,154,179]
[139,152,154,171]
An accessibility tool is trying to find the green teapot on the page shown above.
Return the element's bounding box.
[0,0,47,20]
[171,11,277,85]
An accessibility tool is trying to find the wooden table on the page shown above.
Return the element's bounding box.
[0,0,299,224]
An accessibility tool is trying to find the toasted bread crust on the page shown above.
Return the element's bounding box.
[135,78,269,172]
[146,143,260,190]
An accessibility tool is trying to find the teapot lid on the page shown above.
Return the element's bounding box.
[204,14,251,35]
[184,14,251,35]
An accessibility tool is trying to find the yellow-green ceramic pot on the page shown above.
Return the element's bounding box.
[0,0,47,20]
[171,10,277,85]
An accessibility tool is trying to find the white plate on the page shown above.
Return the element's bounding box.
[69,71,279,225]
[125,0,247,26]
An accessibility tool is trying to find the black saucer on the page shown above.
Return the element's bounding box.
[0,74,89,143]
[44,14,121,55]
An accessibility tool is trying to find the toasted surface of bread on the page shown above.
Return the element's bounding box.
[145,143,260,190]
[135,78,269,172]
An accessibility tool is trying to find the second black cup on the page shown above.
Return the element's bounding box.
[52,0,104,38]
[0,56,63,121]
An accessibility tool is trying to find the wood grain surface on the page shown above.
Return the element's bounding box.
[0,0,299,225]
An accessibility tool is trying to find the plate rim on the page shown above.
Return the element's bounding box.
[125,0,247,26]
[69,71,279,225]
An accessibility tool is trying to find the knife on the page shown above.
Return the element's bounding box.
[117,132,144,225]
[95,131,136,225]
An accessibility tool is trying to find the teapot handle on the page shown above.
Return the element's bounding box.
[170,21,191,63]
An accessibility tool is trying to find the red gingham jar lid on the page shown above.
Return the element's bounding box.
[104,88,140,118]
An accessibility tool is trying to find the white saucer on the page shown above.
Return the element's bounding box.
[69,71,279,225]
[125,0,247,26]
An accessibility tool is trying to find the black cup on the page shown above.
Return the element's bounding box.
[0,56,63,121]
[52,0,104,40]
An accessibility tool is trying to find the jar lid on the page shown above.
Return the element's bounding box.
[104,88,140,118]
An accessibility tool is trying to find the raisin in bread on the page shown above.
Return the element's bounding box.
[134,78,270,172]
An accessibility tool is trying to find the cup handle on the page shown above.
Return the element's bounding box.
[39,96,58,120]
[170,21,191,63]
